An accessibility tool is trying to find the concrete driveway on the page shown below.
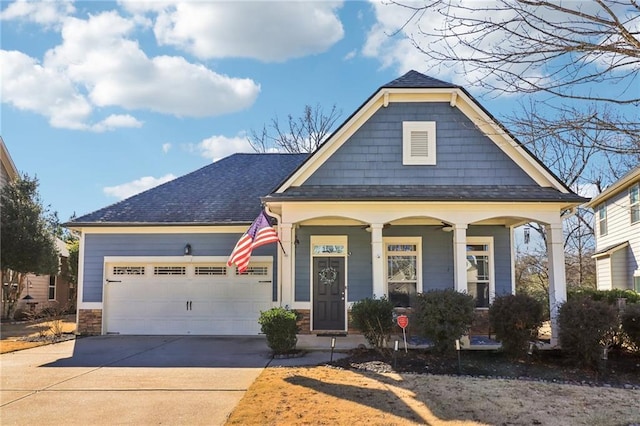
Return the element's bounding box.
[0,335,273,425]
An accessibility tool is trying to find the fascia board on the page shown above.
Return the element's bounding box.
[585,166,640,208]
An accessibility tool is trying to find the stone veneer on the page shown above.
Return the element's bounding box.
[77,309,102,335]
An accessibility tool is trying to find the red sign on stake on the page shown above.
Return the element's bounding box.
[397,315,409,329]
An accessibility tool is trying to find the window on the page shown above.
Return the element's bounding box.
[635,276,640,293]
[153,266,186,275]
[466,238,494,308]
[384,238,421,307]
[402,121,436,165]
[113,266,145,275]
[236,266,269,276]
[195,266,227,276]
[48,275,56,300]
[597,204,607,236]
[630,184,639,224]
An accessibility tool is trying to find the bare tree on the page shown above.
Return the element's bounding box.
[391,0,640,154]
[249,104,342,153]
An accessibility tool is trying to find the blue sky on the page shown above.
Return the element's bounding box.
[1,1,630,224]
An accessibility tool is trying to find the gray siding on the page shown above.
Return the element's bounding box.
[294,225,512,302]
[82,233,278,303]
[304,103,536,186]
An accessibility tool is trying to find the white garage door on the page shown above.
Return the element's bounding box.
[103,257,274,335]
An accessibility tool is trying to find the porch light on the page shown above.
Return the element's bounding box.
[184,244,192,255]
[441,223,453,232]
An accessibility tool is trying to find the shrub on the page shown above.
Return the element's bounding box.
[489,294,544,358]
[621,303,640,352]
[412,289,475,355]
[350,297,394,348]
[568,288,640,305]
[558,297,618,368]
[258,307,300,354]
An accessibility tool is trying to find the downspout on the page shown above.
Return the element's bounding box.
[263,205,284,308]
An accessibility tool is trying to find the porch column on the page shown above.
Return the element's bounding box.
[279,223,294,308]
[453,224,468,293]
[546,222,567,347]
[370,224,385,298]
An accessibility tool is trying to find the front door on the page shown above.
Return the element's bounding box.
[313,257,345,331]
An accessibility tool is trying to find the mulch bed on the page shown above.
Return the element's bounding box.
[329,347,640,389]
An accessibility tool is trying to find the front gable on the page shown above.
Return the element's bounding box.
[274,71,573,196]
[303,101,537,186]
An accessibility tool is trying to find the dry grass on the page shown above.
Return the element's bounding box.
[0,315,76,354]
[227,365,640,426]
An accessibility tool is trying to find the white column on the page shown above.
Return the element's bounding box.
[370,224,385,298]
[546,222,567,347]
[279,223,294,308]
[453,224,468,293]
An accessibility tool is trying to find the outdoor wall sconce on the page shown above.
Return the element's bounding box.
[184,243,192,255]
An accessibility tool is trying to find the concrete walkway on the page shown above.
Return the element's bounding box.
[1,336,347,425]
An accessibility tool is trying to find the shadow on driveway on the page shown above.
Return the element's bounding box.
[42,335,274,368]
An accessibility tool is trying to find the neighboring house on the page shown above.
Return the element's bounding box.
[1,138,75,317]
[67,71,585,345]
[1,136,18,189]
[585,166,640,292]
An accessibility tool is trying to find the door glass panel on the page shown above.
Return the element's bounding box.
[313,244,345,255]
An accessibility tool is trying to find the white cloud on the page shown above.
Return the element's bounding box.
[1,49,93,130]
[120,1,345,62]
[90,114,143,133]
[196,133,254,162]
[162,143,171,154]
[0,0,74,26]
[103,173,176,199]
[343,49,357,61]
[1,10,261,130]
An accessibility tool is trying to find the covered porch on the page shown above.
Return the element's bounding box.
[266,200,569,347]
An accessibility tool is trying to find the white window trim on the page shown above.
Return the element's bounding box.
[597,203,608,236]
[466,236,495,309]
[48,275,56,301]
[403,121,436,165]
[383,237,423,300]
[630,184,639,224]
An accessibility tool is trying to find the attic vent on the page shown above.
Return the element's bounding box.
[410,131,429,157]
[403,121,436,165]
[113,266,145,275]
[195,266,227,276]
[154,266,186,276]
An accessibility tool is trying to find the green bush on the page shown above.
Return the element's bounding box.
[621,303,640,352]
[412,289,475,355]
[489,294,544,358]
[558,297,618,368]
[258,307,300,354]
[568,288,640,305]
[350,297,394,348]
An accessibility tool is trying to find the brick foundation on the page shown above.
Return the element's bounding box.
[469,309,491,336]
[77,309,102,335]
[296,309,311,334]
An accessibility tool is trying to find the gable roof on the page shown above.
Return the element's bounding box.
[585,165,640,208]
[272,70,580,200]
[69,153,307,227]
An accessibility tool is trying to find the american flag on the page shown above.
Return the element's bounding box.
[227,210,279,273]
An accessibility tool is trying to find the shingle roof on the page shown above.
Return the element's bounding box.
[381,70,458,89]
[265,185,588,203]
[70,153,308,225]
